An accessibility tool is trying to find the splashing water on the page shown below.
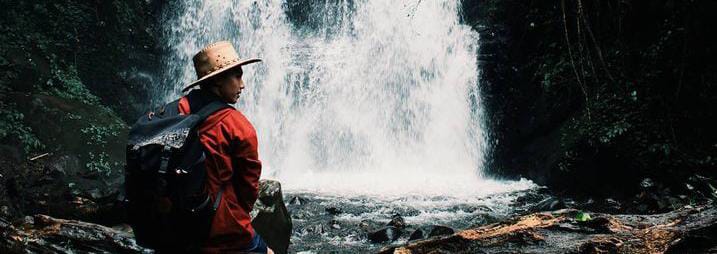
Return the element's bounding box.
[158,0,532,198]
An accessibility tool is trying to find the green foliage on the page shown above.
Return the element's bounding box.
[47,66,101,105]
[0,102,44,153]
[575,212,591,222]
[538,57,570,92]
[85,151,113,176]
[80,123,122,146]
[597,120,632,145]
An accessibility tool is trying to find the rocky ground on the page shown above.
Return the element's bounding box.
[3,190,715,253]
[0,180,292,254]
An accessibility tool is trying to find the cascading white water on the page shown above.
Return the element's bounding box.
[158,0,532,198]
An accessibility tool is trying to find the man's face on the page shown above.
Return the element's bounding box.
[213,68,245,104]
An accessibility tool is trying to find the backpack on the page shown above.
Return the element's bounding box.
[123,98,231,251]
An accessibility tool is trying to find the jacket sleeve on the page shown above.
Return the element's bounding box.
[228,113,262,211]
[199,122,236,183]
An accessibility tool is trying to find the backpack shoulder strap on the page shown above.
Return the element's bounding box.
[160,99,181,117]
[193,100,232,121]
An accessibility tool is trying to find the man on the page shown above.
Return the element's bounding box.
[178,41,273,254]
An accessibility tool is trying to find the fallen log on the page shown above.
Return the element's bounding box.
[381,205,717,254]
[0,214,143,253]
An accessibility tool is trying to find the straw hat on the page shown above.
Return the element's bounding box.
[182,41,261,92]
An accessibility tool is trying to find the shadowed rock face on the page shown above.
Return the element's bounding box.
[252,180,293,254]
[0,179,292,254]
[0,93,128,226]
[380,205,717,253]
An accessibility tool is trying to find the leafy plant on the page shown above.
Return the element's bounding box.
[86,151,112,176]
[80,123,121,145]
[47,66,101,105]
[575,211,591,222]
[0,102,44,153]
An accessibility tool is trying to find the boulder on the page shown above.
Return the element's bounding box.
[532,197,567,212]
[407,225,455,241]
[368,226,401,243]
[0,93,128,225]
[251,179,292,254]
[387,213,406,229]
[408,228,424,241]
[325,207,342,215]
[288,196,306,206]
[427,225,455,237]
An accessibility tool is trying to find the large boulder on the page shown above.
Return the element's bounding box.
[0,93,127,225]
[251,179,293,254]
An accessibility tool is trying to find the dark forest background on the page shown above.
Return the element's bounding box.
[464,0,717,210]
[0,0,715,224]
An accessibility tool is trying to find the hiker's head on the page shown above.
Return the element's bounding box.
[183,40,261,99]
[200,67,245,104]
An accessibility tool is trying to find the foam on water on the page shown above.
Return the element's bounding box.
[279,174,536,199]
[159,0,532,198]
[297,177,535,226]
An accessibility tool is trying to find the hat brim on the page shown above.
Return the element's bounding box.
[182,58,262,92]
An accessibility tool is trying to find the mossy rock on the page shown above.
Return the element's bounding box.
[1,92,128,224]
[7,92,127,178]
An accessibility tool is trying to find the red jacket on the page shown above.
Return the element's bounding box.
[177,95,261,252]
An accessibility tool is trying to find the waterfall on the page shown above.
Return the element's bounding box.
[157,0,523,197]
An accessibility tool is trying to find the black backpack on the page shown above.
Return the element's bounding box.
[123,98,231,251]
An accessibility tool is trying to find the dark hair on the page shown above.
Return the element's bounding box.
[198,67,243,90]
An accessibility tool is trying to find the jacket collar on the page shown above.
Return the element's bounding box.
[186,89,225,113]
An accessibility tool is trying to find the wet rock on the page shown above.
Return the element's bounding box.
[604,198,622,210]
[0,207,9,218]
[468,213,502,228]
[533,197,566,211]
[325,207,342,215]
[408,228,425,241]
[251,180,292,254]
[22,216,34,226]
[0,153,124,225]
[46,155,78,176]
[514,188,551,207]
[329,220,341,229]
[289,196,306,206]
[387,213,406,229]
[0,214,144,253]
[427,225,455,237]
[308,224,326,234]
[87,188,103,200]
[359,219,376,232]
[368,226,402,243]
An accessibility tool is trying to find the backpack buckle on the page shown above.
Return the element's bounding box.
[158,145,171,174]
